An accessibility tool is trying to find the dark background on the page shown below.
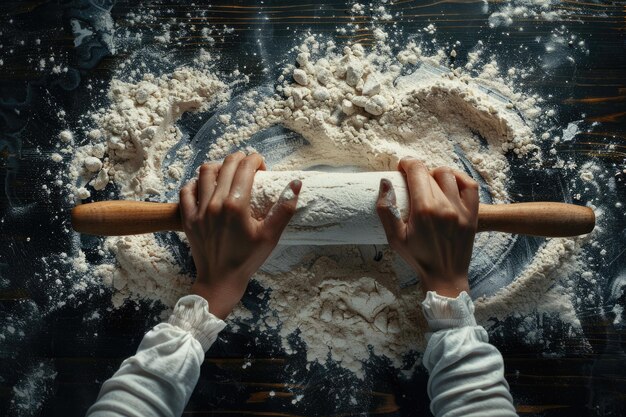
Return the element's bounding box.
[1,0,625,416]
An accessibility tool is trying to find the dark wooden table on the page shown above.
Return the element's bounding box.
[1,1,625,416]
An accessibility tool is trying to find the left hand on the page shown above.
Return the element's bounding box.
[179,152,302,319]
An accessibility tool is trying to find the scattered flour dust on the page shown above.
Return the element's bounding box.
[487,0,564,28]
[9,361,57,417]
[69,32,587,378]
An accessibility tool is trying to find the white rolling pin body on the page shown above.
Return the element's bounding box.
[251,171,409,245]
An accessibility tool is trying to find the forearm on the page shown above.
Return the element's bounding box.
[87,295,226,417]
[422,291,517,417]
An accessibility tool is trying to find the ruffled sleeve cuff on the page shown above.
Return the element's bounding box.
[167,295,227,352]
[422,291,477,331]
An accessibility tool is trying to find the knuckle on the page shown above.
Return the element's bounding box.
[405,162,419,172]
[467,179,479,190]
[239,157,258,171]
[222,197,242,213]
[199,163,219,177]
[415,204,435,218]
[247,153,263,164]
[279,201,297,216]
[457,218,473,231]
[434,166,453,176]
[224,153,239,164]
[439,208,459,222]
[183,218,196,231]
[206,201,222,216]
[454,170,479,190]
[226,152,246,163]
[408,162,427,175]
[413,159,427,169]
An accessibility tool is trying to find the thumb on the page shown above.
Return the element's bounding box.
[262,179,302,242]
[376,178,406,248]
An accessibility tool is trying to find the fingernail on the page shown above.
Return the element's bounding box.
[289,179,302,195]
[279,181,299,202]
[380,179,398,214]
[380,178,391,194]
[385,183,397,205]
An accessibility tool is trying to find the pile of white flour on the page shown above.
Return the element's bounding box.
[70,67,231,200]
[68,33,588,378]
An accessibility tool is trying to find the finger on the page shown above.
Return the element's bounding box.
[227,153,265,210]
[376,179,406,248]
[431,167,463,209]
[197,162,221,212]
[452,169,480,215]
[179,179,198,223]
[398,158,433,212]
[261,179,302,242]
[212,151,246,203]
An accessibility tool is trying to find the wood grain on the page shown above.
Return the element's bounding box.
[71,200,596,238]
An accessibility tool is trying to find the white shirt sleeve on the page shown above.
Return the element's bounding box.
[422,291,518,417]
[86,295,226,417]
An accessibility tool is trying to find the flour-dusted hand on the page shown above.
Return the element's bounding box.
[376,158,479,298]
[179,152,302,319]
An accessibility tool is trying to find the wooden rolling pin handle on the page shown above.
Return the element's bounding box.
[72,201,183,236]
[71,201,595,238]
[477,202,595,237]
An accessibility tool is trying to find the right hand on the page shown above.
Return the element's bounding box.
[376,158,480,298]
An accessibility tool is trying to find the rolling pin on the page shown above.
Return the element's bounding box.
[71,171,595,244]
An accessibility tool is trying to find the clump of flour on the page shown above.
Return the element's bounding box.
[93,234,192,308]
[68,32,589,378]
[70,67,230,200]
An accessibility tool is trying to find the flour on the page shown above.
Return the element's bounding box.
[58,130,74,143]
[211,37,536,201]
[70,68,231,200]
[248,252,427,378]
[8,361,57,417]
[487,0,565,28]
[475,238,583,325]
[94,234,192,308]
[66,31,591,379]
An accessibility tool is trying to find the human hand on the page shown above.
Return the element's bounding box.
[179,152,302,319]
[376,158,479,298]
